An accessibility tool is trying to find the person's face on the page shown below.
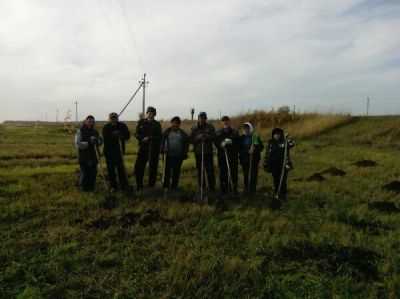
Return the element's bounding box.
[109,116,118,126]
[171,120,180,130]
[222,120,230,130]
[198,116,206,125]
[86,118,95,128]
[273,133,281,141]
[146,111,155,121]
[243,126,250,135]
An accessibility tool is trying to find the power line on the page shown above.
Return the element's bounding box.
[95,0,136,73]
[118,0,145,73]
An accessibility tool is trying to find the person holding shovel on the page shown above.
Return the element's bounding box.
[263,127,295,200]
[190,112,216,193]
[239,122,264,195]
[74,115,103,192]
[214,116,240,194]
[160,116,190,194]
[134,106,162,190]
[102,112,131,193]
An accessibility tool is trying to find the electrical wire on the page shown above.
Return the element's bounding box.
[95,0,136,73]
[118,0,146,73]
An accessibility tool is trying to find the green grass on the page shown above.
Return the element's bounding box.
[0,116,399,298]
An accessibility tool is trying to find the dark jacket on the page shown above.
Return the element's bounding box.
[160,127,190,159]
[214,128,240,158]
[239,132,264,164]
[135,118,162,149]
[190,123,216,155]
[103,122,130,156]
[264,130,295,171]
[75,125,103,164]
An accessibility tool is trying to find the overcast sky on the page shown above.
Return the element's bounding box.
[1,0,399,122]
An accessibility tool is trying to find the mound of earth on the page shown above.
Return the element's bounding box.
[355,160,377,167]
[321,167,346,176]
[382,181,400,192]
[368,201,400,213]
[85,209,175,230]
[308,173,325,182]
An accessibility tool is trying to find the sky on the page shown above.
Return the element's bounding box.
[0,0,399,122]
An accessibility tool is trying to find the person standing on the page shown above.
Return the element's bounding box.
[190,112,216,192]
[74,115,103,192]
[134,106,162,190]
[102,112,131,192]
[160,116,190,192]
[239,122,264,195]
[263,127,295,199]
[214,116,240,194]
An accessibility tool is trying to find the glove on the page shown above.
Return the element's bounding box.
[112,130,122,139]
[220,138,232,148]
[90,136,97,144]
[224,138,232,145]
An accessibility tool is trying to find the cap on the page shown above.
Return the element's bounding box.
[198,112,207,119]
[146,106,156,114]
[221,115,230,122]
[171,116,181,124]
[109,112,118,119]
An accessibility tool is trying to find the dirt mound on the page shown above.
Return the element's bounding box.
[261,241,380,281]
[382,181,400,192]
[87,217,116,229]
[85,209,175,229]
[368,201,400,213]
[308,173,325,182]
[321,167,346,176]
[354,160,377,167]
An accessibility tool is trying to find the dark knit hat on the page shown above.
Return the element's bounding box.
[85,115,95,120]
[146,106,156,114]
[272,127,284,138]
[171,116,181,124]
[221,115,230,122]
[108,112,118,119]
[198,112,207,119]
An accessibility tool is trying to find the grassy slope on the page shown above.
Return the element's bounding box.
[0,116,399,298]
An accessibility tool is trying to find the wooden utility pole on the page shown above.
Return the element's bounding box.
[366,97,370,116]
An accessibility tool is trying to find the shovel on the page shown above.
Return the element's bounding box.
[194,140,208,204]
[119,139,134,197]
[94,145,118,209]
[224,146,235,194]
[276,134,289,199]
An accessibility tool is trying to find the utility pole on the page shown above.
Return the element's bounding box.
[366,97,370,116]
[140,73,149,117]
[56,109,59,124]
[75,101,78,123]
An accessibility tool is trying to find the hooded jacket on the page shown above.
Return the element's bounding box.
[239,122,264,163]
[264,127,294,171]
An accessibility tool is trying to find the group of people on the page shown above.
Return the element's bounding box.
[74,106,295,200]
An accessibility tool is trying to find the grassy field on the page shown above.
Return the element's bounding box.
[0,115,399,298]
